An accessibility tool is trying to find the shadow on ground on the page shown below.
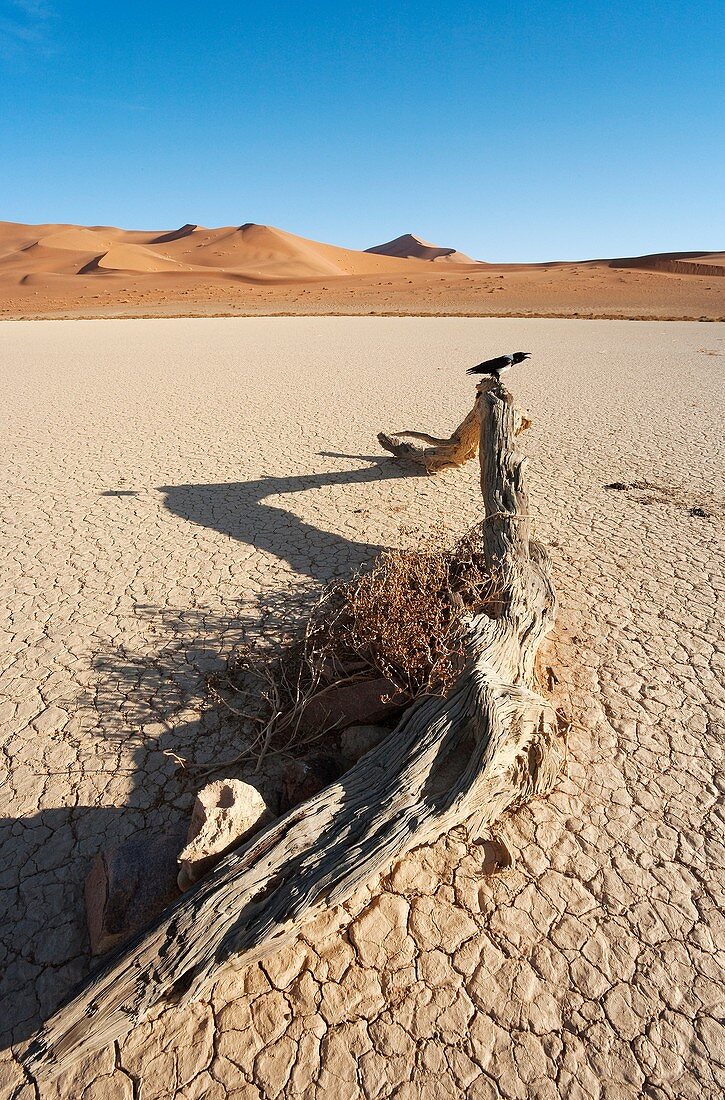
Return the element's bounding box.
[157,457,424,580]
[1,457,424,1049]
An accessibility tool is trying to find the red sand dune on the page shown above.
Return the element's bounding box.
[365,232,479,264]
[0,220,722,319]
[609,251,725,277]
[0,221,440,282]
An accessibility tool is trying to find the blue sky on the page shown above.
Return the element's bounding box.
[0,1,722,261]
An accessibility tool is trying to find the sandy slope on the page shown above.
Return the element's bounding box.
[0,317,723,1099]
[0,219,723,319]
[0,220,429,282]
[365,232,478,263]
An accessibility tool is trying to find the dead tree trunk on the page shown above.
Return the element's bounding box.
[377,381,531,472]
[24,380,564,1081]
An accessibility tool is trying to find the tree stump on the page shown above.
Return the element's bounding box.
[24,379,564,1081]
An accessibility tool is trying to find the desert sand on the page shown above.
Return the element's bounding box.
[365,233,479,263]
[1,317,723,1099]
[1,219,723,320]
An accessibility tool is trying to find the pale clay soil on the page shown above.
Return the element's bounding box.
[0,318,723,1100]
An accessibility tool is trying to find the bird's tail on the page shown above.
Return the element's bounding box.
[466,365,482,375]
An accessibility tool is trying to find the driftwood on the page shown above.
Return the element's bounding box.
[24,379,564,1081]
[378,380,532,472]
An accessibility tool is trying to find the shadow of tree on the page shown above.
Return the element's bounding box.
[157,457,424,581]
[0,600,298,1049]
[1,458,427,1049]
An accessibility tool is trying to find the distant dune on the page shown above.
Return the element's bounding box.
[610,251,725,277]
[0,221,435,283]
[0,220,722,319]
[365,232,479,264]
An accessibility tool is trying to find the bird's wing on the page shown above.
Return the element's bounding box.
[467,354,506,375]
[468,356,501,374]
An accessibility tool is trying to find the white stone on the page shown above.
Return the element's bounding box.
[178,779,271,890]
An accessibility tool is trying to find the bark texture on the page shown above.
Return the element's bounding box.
[377,381,531,472]
[24,379,563,1081]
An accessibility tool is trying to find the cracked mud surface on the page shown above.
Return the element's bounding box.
[1,317,723,1099]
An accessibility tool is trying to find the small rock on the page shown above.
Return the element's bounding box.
[340,724,390,766]
[688,506,711,518]
[178,779,271,890]
[280,754,342,812]
[296,677,408,734]
[604,482,629,491]
[85,831,184,955]
[475,836,514,874]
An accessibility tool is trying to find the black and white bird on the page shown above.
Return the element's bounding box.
[466,351,531,379]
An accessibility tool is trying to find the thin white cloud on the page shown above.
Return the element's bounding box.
[0,0,56,60]
[11,1,53,17]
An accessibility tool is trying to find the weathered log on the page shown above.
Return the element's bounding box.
[24,379,564,1081]
[378,381,531,472]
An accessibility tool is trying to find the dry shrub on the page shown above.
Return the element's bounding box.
[316,523,495,697]
[207,523,497,771]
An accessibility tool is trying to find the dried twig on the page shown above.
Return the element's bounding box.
[201,524,500,776]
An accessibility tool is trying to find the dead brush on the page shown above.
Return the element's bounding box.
[318,522,497,697]
[205,522,499,772]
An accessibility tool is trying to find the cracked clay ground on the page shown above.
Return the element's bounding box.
[1,317,723,1099]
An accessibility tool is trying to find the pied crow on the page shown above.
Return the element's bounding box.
[466,351,531,379]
